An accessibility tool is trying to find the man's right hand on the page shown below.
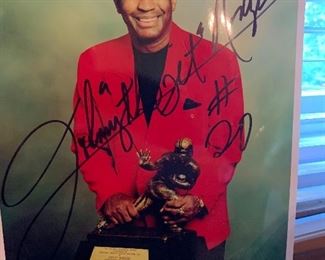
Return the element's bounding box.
[101,193,138,225]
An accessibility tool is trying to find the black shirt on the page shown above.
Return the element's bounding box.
[133,45,168,125]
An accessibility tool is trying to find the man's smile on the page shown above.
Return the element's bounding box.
[133,14,163,27]
[135,15,161,22]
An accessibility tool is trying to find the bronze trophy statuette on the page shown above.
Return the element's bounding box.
[76,138,200,260]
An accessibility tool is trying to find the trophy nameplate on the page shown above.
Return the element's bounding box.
[90,246,148,260]
[75,226,197,260]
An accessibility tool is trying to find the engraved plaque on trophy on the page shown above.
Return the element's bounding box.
[76,226,197,260]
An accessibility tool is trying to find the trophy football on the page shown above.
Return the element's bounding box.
[76,138,200,260]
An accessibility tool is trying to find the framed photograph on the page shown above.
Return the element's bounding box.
[0,1,304,259]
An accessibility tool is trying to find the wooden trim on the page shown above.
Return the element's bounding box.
[295,236,325,253]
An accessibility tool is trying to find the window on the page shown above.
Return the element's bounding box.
[295,0,325,240]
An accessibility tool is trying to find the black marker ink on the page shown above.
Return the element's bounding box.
[205,113,253,158]
[208,76,238,116]
[1,101,81,260]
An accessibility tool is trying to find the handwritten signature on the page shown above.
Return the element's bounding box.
[0,0,279,258]
[1,117,80,259]
[209,0,278,62]
[206,113,252,158]
[78,32,207,163]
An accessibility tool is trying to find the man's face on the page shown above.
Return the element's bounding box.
[115,0,176,45]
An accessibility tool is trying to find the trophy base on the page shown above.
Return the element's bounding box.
[75,226,197,260]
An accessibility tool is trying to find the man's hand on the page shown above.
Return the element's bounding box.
[101,193,138,225]
[160,195,203,228]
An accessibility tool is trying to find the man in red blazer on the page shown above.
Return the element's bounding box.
[72,0,245,258]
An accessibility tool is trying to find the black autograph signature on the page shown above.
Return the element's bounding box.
[209,0,278,62]
[206,113,253,158]
[77,32,207,162]
[0,0,278,258]
[1,116,80,260]
[208,76,238,116]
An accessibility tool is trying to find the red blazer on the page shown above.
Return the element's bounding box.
[72,23,244,249]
